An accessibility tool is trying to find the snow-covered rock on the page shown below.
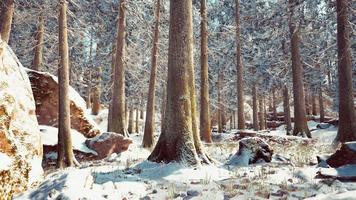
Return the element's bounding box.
[327,142,356,168]
[317,164,356,181]
[26,69,100,138]
[0,40,43,198]
[226,137,273,166]
[85,132,133,159]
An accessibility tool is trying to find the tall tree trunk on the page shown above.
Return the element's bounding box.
[128,108,134,134]
[143,0,160,148]
[283,86,292,135]
[199,0,211,143]
[57,0,74,168]
[312,93,317,116]
[33,13,44,71]
[252,84,259,131]
[232,111,236,129]
[217,72,223,133]
[109,0,128,136]
[135,108,139,133]
[272,87,277,120]
[235,0,245,130]
[148,0,201,165]
[304,87,310,115]
[160,86,166,135]
[319,85,325,122]
[91,87,101,115]
[335,0,356,142]
[259,95,265,130]
[0,0,14,43]
[288,0,311,138]
[263,96,267,128]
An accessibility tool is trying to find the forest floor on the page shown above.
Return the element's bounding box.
[15,110,356,200]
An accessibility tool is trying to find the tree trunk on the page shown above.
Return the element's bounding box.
[312,93,317,116]
[128,108,134,134]
[109,0,128,137]
[199,0,212,143]
[160,86,166,135]
[148,0,200,165]
[91,87,101,115]
[57,0,74,168]
[272,87,277,120]
[304,87,310,115]
[259,95,265,130]
[288,0,311,138]
[283,86,292,135]
[33,13,44,71]
[319,85,325,122]
[217,72,223,133]
[335,0,356,143]
[263,96,267,128]
[135,108,139,133]
[252,84,259,131]
[143,0,160,148]
[235,0,245,130]
[0,0,14,43]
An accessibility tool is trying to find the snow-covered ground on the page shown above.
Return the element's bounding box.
[15,110,356,200]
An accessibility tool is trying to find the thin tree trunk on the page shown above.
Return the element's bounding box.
[160,86,166,135]
[252,84,259,131]
[272,87,277,120]
[283,86,292,135]
[128,108,134,134]
[109,0,128,136]
[259,95,265,130]
[57,0,74,168]
[0,0,14,43]
[148,0,201,165]
[143,0,160,148]
[312,93,317,116]
[263,96,267,128]
[33,13,44,71]
[135,108,139,133]
[199,0,212,143]
[235,0,245,130]
[217,72,223,133]
[91,87,101,115]
[335,0,356,143]
[288,0,311,138]
[319,86,325,122]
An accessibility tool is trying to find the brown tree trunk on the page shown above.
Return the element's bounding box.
[272,87,277,120]
[319,85,325,122]
[33,13,44,71]
[143,0,160,148]
[283,86,292,135]
[199,0,212,143]
[258,95,265,130]
[148,0,200,165]
[335,0,356,142]
[57,0,74,168]
[0,0,14,43]
[128,108,134,134]
[160,86,166,135]
[304,87,310,115]
[312,93,317,116]
[252,84,259,131]
[217,72,223,133]
[289,0,311,138]
[135,108,139,133]
[235,0,245,130]
[91,87,101,115]
[263,96,267,128]
[109,0,128,137]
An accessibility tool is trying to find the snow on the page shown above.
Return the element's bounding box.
[0,152,13,170]
[345,142,356,151]
[319,164,356,178]
[39,125,97,155]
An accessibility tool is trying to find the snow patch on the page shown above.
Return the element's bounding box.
[0,153,13,170]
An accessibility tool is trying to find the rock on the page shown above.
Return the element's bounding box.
[316,123,331,129]
[0,40,43,198]
[186,190,200,197]
[85,132,132,159]
[226,137,273,166]
[327,142,356,168]
[140,196,151,200]
[26,69,100,138]
[317,164,356,181]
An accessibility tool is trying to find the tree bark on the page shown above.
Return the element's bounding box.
[288,0,311,138]
[128,108,134,134]
[199,0,212,143]
[319,86,325,122]
[272,87,277,120]
[217,72,223,133]
[0,0,14,43]
[235,0,245,130]
[33,13,44,71]
[335,0,356,143]
[135,108,139,133]
[252,84,259,131]
[57,0,74,168]
[143,0,160,148]
[312,93,317,116]
[148,0,200,165]
[109,0,128,137]
[283,86,292,135]
[259,95,265,130]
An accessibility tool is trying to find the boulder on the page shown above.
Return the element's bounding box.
[226,137,273,166]
[327,142,356,168]
[85,132,132,159]
[26,69,100,138]
[0,40,43,198]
